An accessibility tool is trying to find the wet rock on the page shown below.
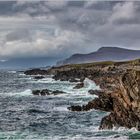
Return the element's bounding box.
[88,90,104,96]
[32,89,65,96]
[32,89,51,96]
[68,91,113,112]
[68,105,82,111]
[34,76,45,80]
[52,90,65,95]
[41,89,51,96]
[80,77,85,82]
[87,93,113,112]
[28,109,46,114]
[99,113,114,130]
[32,90,41,96]
[24,68,48,75]
[73,82,84,89]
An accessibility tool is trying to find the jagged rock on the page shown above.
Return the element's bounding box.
[24,68,48,75]
[32,89,65,96]
[32,89,51,96]
[99,113,114,130]
[88,90,104,96]
[69,69,140,130]
[101,70,140,129]
[68,105,82,111]
[32,90,41,96]
[41,89,51,96]
[68,92,113,112]
[52,90,65,95]
[73,82,84,89]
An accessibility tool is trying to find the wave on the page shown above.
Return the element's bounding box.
[8,70,17,74]
[27,77,54,83]
[0,126,137,140]
[67,78,99,93]
[37,77,55,83]
[53,106,68,112]
[48,78,100,105]
[1,77,100,99]
[83,78,100,90]
[44,135,128,140]
[19,73,26,76]
[1,89,32,97]
[28,77,74,85]
[62,78,100,96]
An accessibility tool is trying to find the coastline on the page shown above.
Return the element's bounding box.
[24,59,140,130]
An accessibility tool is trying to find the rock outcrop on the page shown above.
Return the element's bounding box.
[32,89,65,96]
[103,70,140,130]
[73,82,84,89]
[69,91,113,112]
[69,69,140,130]
[24,69,48,75]
[34,76,45,80]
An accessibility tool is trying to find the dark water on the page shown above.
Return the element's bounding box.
[0,70,140,139]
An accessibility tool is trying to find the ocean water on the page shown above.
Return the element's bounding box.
[0,70,140,140]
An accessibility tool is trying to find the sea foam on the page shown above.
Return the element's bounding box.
[1,89,32,97]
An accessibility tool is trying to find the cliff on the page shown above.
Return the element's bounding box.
[52,59,140,130]
[100,69,140,130]
[67,60,140,130]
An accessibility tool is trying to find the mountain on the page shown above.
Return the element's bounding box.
[56,47,140,65]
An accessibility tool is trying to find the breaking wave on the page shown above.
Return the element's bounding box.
[1,89,32,97]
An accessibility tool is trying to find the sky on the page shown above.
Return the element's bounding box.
[0,0,140,68]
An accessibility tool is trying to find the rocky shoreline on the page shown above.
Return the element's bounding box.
[24,59,140,130]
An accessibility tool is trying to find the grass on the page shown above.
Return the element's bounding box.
[50,58,140,71]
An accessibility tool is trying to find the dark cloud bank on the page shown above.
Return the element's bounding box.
[0,0,140,68]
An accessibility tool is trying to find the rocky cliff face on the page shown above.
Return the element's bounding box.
[69,69,140,130]
[100,70,140,130]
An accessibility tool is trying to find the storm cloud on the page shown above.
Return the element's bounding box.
[0,0,140,60]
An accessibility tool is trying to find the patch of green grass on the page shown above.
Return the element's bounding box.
[52,58,140,70]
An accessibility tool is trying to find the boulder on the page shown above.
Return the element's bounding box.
[34,76,45,80]
[68,105,82,111]
[73,82,84,89]
[32,90,41,96]
[88,90,104,96]
[32,89,51,96]
[32,89,65,96]
[52,90,65,95]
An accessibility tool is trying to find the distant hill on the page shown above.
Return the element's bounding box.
[56,47,140,65]
[0,57,57,69]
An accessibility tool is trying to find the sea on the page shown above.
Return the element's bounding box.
[0,70,140,140]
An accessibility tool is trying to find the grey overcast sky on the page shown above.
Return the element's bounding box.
[0,0,140,60]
